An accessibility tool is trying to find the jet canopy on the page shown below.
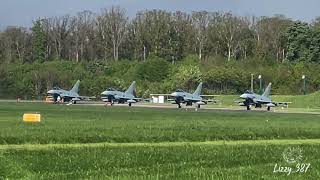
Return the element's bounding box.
[244,90,253,94]
[53,87,62,90]
[175,89,185,92]
[107,88,117,91]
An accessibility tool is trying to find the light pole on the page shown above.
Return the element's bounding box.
[302,75,306,95]
[251,74,254,92]
[258,75,262,94]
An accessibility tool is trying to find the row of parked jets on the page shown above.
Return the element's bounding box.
[47,80,290,111]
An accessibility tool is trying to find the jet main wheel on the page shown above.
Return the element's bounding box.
[197,104,200,108]
[57,96,61,103]
[73,101,77,104]
[178,103,182,108]
[246,105,251,110]
[255,104,262,108]
[267,106,271,111]
[129,103,132,107]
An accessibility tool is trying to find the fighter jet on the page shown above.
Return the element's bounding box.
[239,83,290,111]
[101,81,141,106]
[170,82,214,108]
[47,80,91,104]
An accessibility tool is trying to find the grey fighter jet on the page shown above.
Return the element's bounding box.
[47,80,91,104]
[170,82,213,108]
[101,81,141,106]
[239,83,290,111]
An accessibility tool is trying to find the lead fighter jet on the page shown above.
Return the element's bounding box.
[101,81,141,106]
[239,83,290,111]
[47,80,92,104]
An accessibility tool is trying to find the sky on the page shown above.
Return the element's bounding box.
[0,0,319,29]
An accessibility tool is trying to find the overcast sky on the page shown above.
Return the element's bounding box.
[1,0,320,29]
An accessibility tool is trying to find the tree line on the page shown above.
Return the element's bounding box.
[2,7,320,63]
[0,7,320,98]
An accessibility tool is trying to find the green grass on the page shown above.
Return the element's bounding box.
[1,102,320,144]
[272,92,320,109]
[0,102,320,179]
[1,143,319,179]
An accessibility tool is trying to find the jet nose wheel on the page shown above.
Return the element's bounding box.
[244,99,251,110]
[107,95,114,102]
[52,94,59,103]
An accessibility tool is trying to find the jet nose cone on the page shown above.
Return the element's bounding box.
[170,92,177,97]
[47,90,54,94]
[101,91,109,95]
[240,94,247,99]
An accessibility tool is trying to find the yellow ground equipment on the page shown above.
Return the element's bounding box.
[23,113,41,122]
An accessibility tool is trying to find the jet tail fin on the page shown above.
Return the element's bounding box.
[262,83,272,97]
[193,82,203,96]
[125,81,136,95]
[70,80,80,93]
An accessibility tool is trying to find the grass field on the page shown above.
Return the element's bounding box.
[0,102,320,179]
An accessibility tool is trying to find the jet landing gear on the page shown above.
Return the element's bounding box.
[129,102,132,107]
[255,104,262,108]
[197,104,201,109]
[175,96,185,109]
[244,99,251,110]
[106,101,114,106]
[267,106,271,111]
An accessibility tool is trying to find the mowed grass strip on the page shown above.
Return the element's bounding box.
[1,102,320,144]
[1,139,320,150]
[0,143,319,179]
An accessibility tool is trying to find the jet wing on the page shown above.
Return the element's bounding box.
[132,97,142,102]
[275,102,292,107]
[150,94,220,97]
[253,99,292,107]
[117,97,142,102]
[150,94,171,96]
[78,96,96,101]
[200,95,220,97]
[202,99,219,103]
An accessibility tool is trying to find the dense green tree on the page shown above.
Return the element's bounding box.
[32,20,47,63]
[135,58,170,82]
[254,15,292,62]
[285,21,320,63]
